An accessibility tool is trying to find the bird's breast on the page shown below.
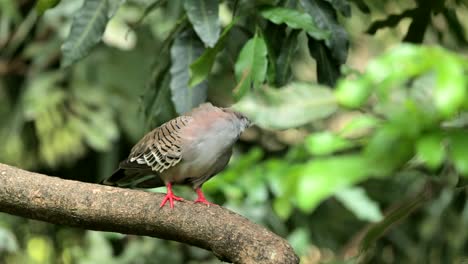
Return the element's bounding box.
[178,119,238,178]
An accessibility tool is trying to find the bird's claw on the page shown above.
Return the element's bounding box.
[194,197,215,206]
[160,193,184,208]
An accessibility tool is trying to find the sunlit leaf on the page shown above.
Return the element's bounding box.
[184,0,220,47]
[233,82,337,129]
[296,155,371,212]
[273,196,293,220]
[170,31,207,114]
[261,7,330,41]
[364,124,414,176]
[306,131,355,156]
[36,0,61,15]
[434,54,466,117]
[27,237,52,263]
[416,132,445,170]
[338,114,380,139]
[234,34,268,99]
[335,187,383,222]
[61,0,110,67]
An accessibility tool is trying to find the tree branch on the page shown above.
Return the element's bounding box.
[0,163,298,264]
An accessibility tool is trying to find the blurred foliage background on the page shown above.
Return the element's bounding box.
[1,0,468,263]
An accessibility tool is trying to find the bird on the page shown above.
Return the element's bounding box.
[101,102,251,208]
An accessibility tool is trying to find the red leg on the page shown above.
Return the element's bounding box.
[159,183,184,208]
[194,188,215,206]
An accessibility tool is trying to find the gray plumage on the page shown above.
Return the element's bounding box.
[102,103,250,207]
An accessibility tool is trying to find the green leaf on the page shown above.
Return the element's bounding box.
[287,228,311,257]
[61,0,110,67]
[35,0,61,15]
[416,132,445,170]
[306,131,354,156]
[434,54,466,117]
[189,20,236,87]
[364,124,414,176]
[260,7,330,41]
[335,187,383,222]
[233,82,337,129]
[300,0,349,64]
[143,56,176,129]
[234,34,268,99]
[275,30,300,86]
[307,38,341,87]
[170,31,208,114]
[295,155,372,212]
[184,0,220,48]
[448,131,468,176]
[338,114,380,139]
[273,196,293,220]
[335,77,372,108]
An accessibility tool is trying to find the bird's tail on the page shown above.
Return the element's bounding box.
[100,168,126,186]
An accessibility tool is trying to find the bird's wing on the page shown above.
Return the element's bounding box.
[102,116,192,186]
[122,115,192,173]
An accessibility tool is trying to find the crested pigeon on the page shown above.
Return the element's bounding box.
[102,103,251,208]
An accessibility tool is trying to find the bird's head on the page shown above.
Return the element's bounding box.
[234,111,252,132]
[222,108,252,133]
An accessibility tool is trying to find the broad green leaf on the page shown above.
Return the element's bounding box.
[233,82,337,129]
[448,131,468,176]
[275,30,300,86]
[184,0,220,48]
[170,31,208,114]
[335,187,383,222]
[307,38,341,87]
[234,35,268,99]
[295,155,371,212]
[335,78,372,108]
[324,0,351,17]
[61,0,110,67]
[143,56,176,129]
[261,7,330,41]
[189,20,236,87]
[364,124,414,176]
[300,0,349,64]
[416,132,445,170]
[306,131,355,156]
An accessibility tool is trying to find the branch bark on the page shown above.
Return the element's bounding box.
[0,163,298,264]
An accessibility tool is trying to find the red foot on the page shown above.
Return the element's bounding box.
[194,188,216,206]
[160,183,183,208]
